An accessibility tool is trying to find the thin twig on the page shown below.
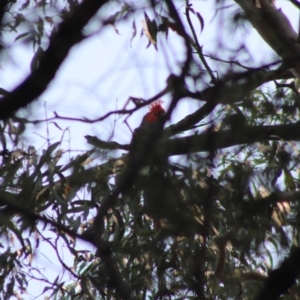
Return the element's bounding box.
[185,0,216,83]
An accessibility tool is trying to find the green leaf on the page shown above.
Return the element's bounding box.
[47,142,61,156]
[142,12,158,50]
[283,168,295,190]
[130,20,136,47]
[15,32,30,42]
[30,46,44,73]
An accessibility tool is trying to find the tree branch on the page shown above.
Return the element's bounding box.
[235,0,300,78]
[185,0,216,83]
[256,246,300,300]
[83,120,300,168]
[290,0,300,10]
[0,0,110,120]
[164,121,300,155]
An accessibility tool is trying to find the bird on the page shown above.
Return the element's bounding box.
[127,100,166,171]
[126,100,204,237]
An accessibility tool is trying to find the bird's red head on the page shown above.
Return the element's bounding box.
[144,100,165,123]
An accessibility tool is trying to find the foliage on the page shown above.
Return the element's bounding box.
[0,0,300,300]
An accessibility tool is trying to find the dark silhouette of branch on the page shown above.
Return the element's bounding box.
[275,69,295,79]
[190,62,288,103]
[203,55,295,80]
[85,135,129,150]
[185,0,216,83]
[0,0,9,54]
[0,1,9,29]
[290,0,300,9]
[235,0,300,78]
[164,100,217,136]
[262,190,300,204]
[164,121,300,155]
[0,0,110,120]
[255,247,300,300]
[164,0,192,80]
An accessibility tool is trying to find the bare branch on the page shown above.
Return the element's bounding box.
[185,0,216,83]
[289,0,300,10]
[165,121,300,155]
[235,0,300,77]
[85,135,129,151]
[28,88,169,125]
